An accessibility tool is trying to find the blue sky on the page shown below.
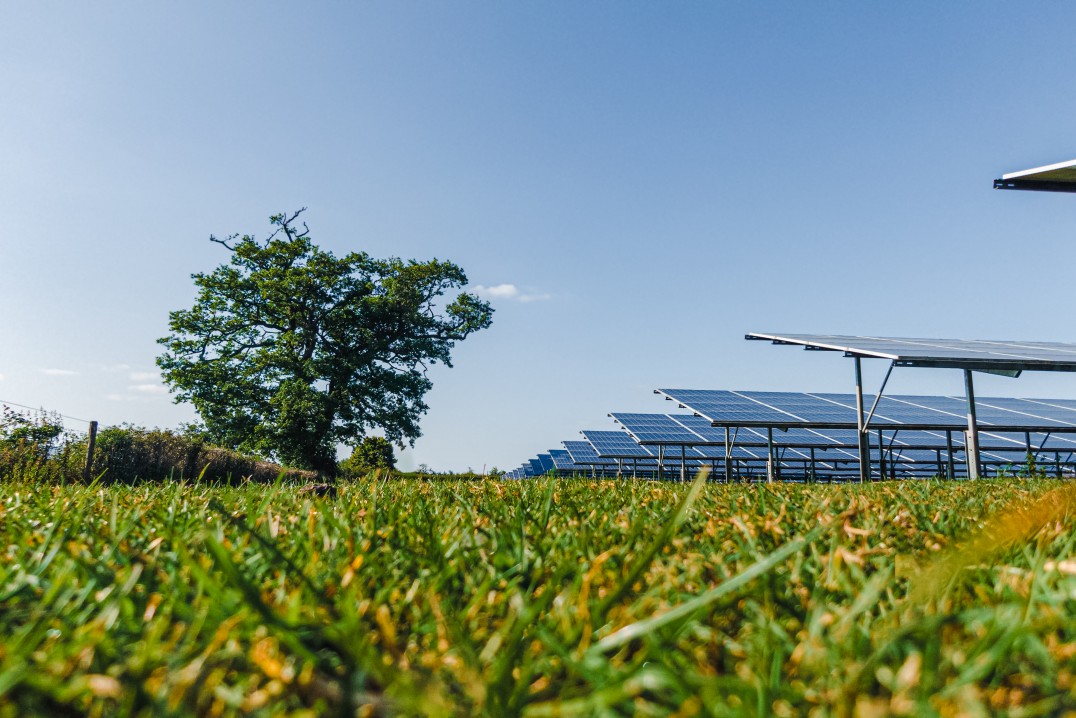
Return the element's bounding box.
[3,3,1076,471]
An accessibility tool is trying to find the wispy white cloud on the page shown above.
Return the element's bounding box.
[41,368,79,377]
[129,371,159,382]
[129,384,168,395]
[473,283,520,299]
[101,363,131,373]
[105,393,126,402]
[0,372,4,381]
[517,292,553,303]
[473,283,552,303]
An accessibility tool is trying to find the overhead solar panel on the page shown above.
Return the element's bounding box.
[994,159,1076,193]
[746,333,1076,373]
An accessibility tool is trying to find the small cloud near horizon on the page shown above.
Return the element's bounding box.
[129,384,168,395]
[101,363,132,373]
[473,283,552,303]
[129,371,160,381]
[41,368,79,377]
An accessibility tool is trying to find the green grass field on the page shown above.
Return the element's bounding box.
[3,475,1076,717]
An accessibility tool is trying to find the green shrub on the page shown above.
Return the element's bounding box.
[0,407,76,482]
[339,436,396,478]
[0,419,315,485]
[87,425,315,484]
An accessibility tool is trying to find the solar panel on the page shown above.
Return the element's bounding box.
[995,159,1076,193]
[537,454,555,473]
[669,414,730,442]
[581,430,654,458]
[549,449,579,471]
[746,333,1076,373]
[610,413,706,444]
[658,388,1076,432]
[563,440,617,466]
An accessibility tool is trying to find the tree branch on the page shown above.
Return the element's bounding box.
[209,233,241,251]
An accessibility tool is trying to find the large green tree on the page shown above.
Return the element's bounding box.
[157,209,493,473]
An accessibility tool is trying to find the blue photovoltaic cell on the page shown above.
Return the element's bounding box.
[582,430,654,458]
[549,449,578,471]
[611,413,702,444]
[537,454,555,473]
[670,414,729,442]
[1019,397,1076,418]
[563,440,617,466]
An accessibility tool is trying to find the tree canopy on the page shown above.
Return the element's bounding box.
[157,209,493,473]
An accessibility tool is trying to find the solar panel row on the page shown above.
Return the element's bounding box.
[509,388,1076,482]
[507,333,1076,481]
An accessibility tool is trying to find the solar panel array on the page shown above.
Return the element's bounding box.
[503,334,1076,481]
[505,388,1076,482]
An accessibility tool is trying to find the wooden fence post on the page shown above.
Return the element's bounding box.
[83,420,98,481]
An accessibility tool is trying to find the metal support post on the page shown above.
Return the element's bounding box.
[680,444,686,482]
[810,447,816,483]
[963,369,981,480]
[657,445,664,481]
[724,427,732,483]
[876,428,886,481]
[766,427,775,483]
[945,430,955,479]
[854,357,870,483]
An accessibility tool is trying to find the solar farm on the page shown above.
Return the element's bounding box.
[8,132,1076,713]
[507,333,1076,483]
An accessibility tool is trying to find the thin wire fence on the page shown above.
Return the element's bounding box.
[0,397,93,426]
[0,399,94,482]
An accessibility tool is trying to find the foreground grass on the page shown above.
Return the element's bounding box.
[2,477,1076,716]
